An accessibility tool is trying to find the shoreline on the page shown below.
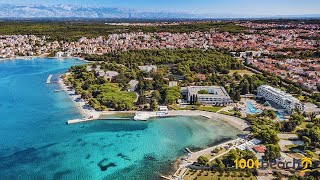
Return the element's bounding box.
[57,69,250,131]
[100,110,249,132]
[61,85,250,131]
[58,72,250,179]
[0,55,90,63]
[58,77,101,120]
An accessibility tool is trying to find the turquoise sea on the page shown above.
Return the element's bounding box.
[0,58,241,180]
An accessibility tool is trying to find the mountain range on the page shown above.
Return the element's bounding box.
[0,4,319,19]
[0,4,198,19]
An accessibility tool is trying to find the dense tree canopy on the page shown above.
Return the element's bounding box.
[0,22,247,41]
[66,64,136,111]
[85,49,243,75]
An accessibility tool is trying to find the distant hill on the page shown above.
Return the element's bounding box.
[0,4,198,19]
[0,4,319,20]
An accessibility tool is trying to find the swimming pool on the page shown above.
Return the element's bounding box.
[245,101,261,114]
[276,111,286,120]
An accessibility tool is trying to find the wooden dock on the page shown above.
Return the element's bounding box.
[46,74,53,84]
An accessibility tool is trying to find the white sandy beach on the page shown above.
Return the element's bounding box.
[59,77,101,120]
[100,110,250,131]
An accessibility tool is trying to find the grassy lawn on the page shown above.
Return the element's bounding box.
[297,95,305,101]
[311,151,320,160]
[284,144,300,151]
[219,111,233,116]
[203,148,228,160]
[297,122,314,129]
[228,70,255,76]
[173,105,223,113]
[183,169,256,180]
[285,144,319,159]
[197,106,223,113]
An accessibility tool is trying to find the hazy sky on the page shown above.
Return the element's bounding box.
[2,0,320,16]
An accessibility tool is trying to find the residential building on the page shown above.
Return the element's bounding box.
[253,145,266,153]
[104,71,119,81]
[128,80,139,92]
[169,81,178,87]
[194,74,206,81]
[138,65,157,72]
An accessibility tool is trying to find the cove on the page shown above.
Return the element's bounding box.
[0,58,241,179]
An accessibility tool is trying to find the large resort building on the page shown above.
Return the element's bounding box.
[257,85,304,113]
[185,86,233,106]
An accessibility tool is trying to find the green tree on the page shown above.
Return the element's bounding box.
[150,98,158,111]
[151,90,162,102]
[197,156,209,166]
[305,150,313,158]
[302,136,311,150]
[198,89,208,94]
[259,128,279,144]
[264,144,281,161]
[289,113,304,125]
[164,86,181,105]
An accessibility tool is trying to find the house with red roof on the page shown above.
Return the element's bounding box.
[253,145,266,153]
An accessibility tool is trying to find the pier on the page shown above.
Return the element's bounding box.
[67,117,132,124]
[185,148,193,153]
[46,74,60,84]
[101,117,132,120]
[160,175,171,180]
[46,74,53,84]
[67,118,95,124]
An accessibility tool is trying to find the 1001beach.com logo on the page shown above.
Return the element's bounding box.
[234,158,313,172]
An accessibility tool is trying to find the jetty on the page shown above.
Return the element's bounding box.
[67,118,94,124]
[46,74,53,84]
[160,175,171,180]
[185,148,193,153]
[102,117,132,120]
[67,117,132,124]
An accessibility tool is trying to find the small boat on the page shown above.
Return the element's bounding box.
[133,113,149,121]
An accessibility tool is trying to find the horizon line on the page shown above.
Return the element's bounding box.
[1,3,320,18]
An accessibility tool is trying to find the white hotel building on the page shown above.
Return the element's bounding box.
[186,86,233,106]
[257,85,304,113]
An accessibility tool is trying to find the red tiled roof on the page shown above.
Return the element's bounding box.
[253,145,266,153]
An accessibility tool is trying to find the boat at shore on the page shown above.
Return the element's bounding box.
[133,113,149,121]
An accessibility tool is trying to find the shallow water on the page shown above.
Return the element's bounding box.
[0,58,241,179]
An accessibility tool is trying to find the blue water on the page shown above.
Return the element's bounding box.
[0,58,241,179]
[276,111,285,120]
[245,101,261,114]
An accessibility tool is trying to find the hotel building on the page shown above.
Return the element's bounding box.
[186,86,232,106]
[257,85,304,113]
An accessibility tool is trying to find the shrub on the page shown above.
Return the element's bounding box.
[306,123,313,128]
